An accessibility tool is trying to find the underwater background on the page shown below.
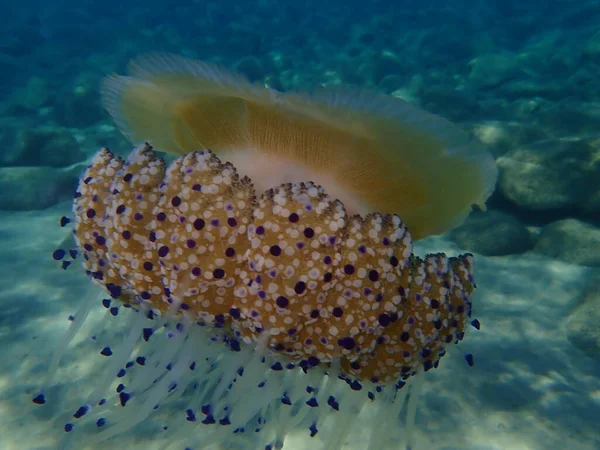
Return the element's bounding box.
[0,0,599,449]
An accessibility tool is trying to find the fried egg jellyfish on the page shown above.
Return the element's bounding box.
[33,54,496,450]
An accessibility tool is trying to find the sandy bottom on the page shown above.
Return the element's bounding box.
[0,202,598,450]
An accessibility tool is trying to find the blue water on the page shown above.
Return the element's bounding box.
[1,1,599,449]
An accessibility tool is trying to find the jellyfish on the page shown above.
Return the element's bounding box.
[101,53,497,240]
[34,54,495,450]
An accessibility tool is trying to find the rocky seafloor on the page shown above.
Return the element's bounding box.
[0,1,599,449]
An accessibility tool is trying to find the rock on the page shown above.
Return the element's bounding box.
[584,29,600,58]
[357,31,376,46]
[0,125,21,166]
[468,52,521,89]
[0,33,38,57]
[391,88,420,106]
[378,74,404,93]
[373,50,405,84]
[566,274,600,360]
[53,74,105,128]
[450,209,533,256]
[500,78,566,102]
[69,124,129,158]
[12,76,54,110]
[417,25,475,67]
[235,56,265,83]
[0,165,82,210]
[496,137,600,213]
[534,219,600,266]
[536,101,600,135]
[419,84,480,122]
[14,127,84,168]
[472,121,546,158]
[264,74,284,92]
[0,54,17,97]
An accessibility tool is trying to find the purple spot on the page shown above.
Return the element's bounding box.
[213,268,225,279]
[338,337,356,350]
[378,313,391,327]
[276,296,289,308]
[294,281,306,294]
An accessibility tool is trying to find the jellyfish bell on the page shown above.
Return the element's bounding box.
[33,54,494,450]
[101,53,497,240]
